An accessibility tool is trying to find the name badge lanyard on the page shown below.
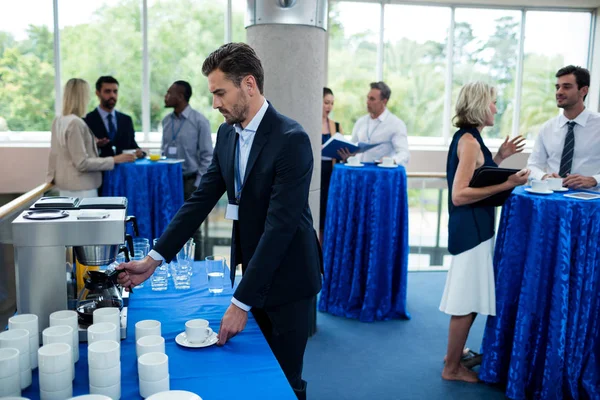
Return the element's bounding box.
[170,115,187,145]
[234,140,245,204]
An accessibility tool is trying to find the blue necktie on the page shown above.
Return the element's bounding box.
[558,121,576,178]
[106,114,117,141]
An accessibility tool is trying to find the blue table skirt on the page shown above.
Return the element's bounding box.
[102,159,184,240]
[318,163,410,322]
[22,262,296,400]
[480,187,600,399]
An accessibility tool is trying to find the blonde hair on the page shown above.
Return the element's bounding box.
[62,78,90,117]
[453,82,496,129]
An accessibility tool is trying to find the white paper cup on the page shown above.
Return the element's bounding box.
[138,352,169,382]
[49,310,79,363]
[90,382,121,400]
[39,368,72,392]
[93,308,121,342]
[135,320,161,342]
[19,367,31,389]
[139,374,170,399]
[87,340,120,370]
[0,348,20,379]
[89,362,121,388]
[88,323,117,345]
[184,319,211,344]
[0,371,21,396]
[38,343,72,374]
[136,335,165,358]
[40,385,73,400]
[0,329,30,355]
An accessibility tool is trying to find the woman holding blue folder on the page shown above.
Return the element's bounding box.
[440,82,529,383]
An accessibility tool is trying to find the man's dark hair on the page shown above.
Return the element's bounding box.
[174,80,192,102]
[370,81,391,101]
[323,87,333,97]
[556,65,590,90]
[95,76,119,92]
[202,43,264,94]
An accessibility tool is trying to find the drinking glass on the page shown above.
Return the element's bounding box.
[131,250,145,289]
[151,264,168,291]
[132,238,150,256]
[205,256,226,294]
[172,260,192,290]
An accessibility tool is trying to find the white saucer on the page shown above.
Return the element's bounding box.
[377,164,398,168]
[525,188,553,195]
[346,163,364,167]
[552,187,568,192]
[175,331,218,348]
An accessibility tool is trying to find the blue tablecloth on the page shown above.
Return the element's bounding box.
[22,262,296,400]
[480,186,600,399]
[318,163,410,322]
[102,159,184,240]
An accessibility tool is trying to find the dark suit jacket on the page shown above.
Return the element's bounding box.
[154,103,322,309]
[84,108,140,157]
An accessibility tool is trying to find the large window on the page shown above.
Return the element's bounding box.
[520,11,592,138]
[328,2,380,134]
[59,0,142,130]
[0,1,55,133]
[384,5,450,137]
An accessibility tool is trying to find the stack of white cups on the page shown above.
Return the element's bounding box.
[8,314,39,369]
[138,352,170,398]
[38,342,73,400]
[88,340,121,399]
[49,310,79,365]
[93,308,121,342]
[135,320,163,358]
[0,348,21,397]
[88,323,118,344]
[0,329,31,389]
[42,325,75,380]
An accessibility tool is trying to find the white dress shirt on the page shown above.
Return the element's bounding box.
[351,108,410,166]
[97,106,117,133]
[149,99,269,312]
[527,108,600,186]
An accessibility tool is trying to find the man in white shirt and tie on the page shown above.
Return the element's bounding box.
[527,65,600,189]
[348,81,409,166]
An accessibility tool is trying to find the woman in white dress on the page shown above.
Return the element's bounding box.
[47,78,135,198]
[441,82,529,383]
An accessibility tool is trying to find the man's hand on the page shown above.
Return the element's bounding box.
[217,303,248,346]
[95,137,110,147]
[563,174,597,189]
[115,256,161,291]
[337,147,354,162]
[542,173,560,180]
[135,148,144,158]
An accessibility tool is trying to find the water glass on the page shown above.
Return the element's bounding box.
[132,238,150,256]
[205,256,226,294]
[151,264,168,291]
[172,260,192,290]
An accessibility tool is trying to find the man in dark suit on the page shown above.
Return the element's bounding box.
[84,76,143,158]
[116,43,321,400]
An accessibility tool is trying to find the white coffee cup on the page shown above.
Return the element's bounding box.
[547,177,563,190]
[123,149,137,155]
[39,368,71,392]
[136,335,165,358]
[0,348,20,379]
[531,179,549,192]
[138,352,169,382]
[88,323,118,345]
[0,370,21,397]
[0,329,30,357]
[136,320,161,342]
[89,362,121,388]
[90,382,121,400]
[347,156,359,165]
[185,319,212,343]
[87,340,120,370]
[381,156,394,166]
[93,308,121,342]
[38,343,72,374]
[139,374,170,399]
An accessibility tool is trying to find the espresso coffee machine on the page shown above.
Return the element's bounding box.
[12,197,134,341]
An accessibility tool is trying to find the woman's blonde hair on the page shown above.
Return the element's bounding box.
[453,82,496,129]
[62,78,90,117]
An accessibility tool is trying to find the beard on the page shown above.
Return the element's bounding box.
[102,98,116,110]
[220,90,249,125]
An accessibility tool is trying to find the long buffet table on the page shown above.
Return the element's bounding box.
[22,262,296,399]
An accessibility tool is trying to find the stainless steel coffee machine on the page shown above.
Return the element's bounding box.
[11,197,134,340]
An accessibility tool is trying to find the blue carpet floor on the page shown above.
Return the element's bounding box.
[304,271,507,400]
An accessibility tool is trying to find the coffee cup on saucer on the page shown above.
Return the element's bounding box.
[122,149,137,155]
[380,157,394,167]
[185,319,212,344]
[547,178,564,191]
[530,179,549,192]
[347,156,360,166]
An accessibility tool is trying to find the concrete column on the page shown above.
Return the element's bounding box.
[246,1,327,232]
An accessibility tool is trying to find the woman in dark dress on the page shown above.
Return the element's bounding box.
[320,87,343,242]
[441,81,528,383]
